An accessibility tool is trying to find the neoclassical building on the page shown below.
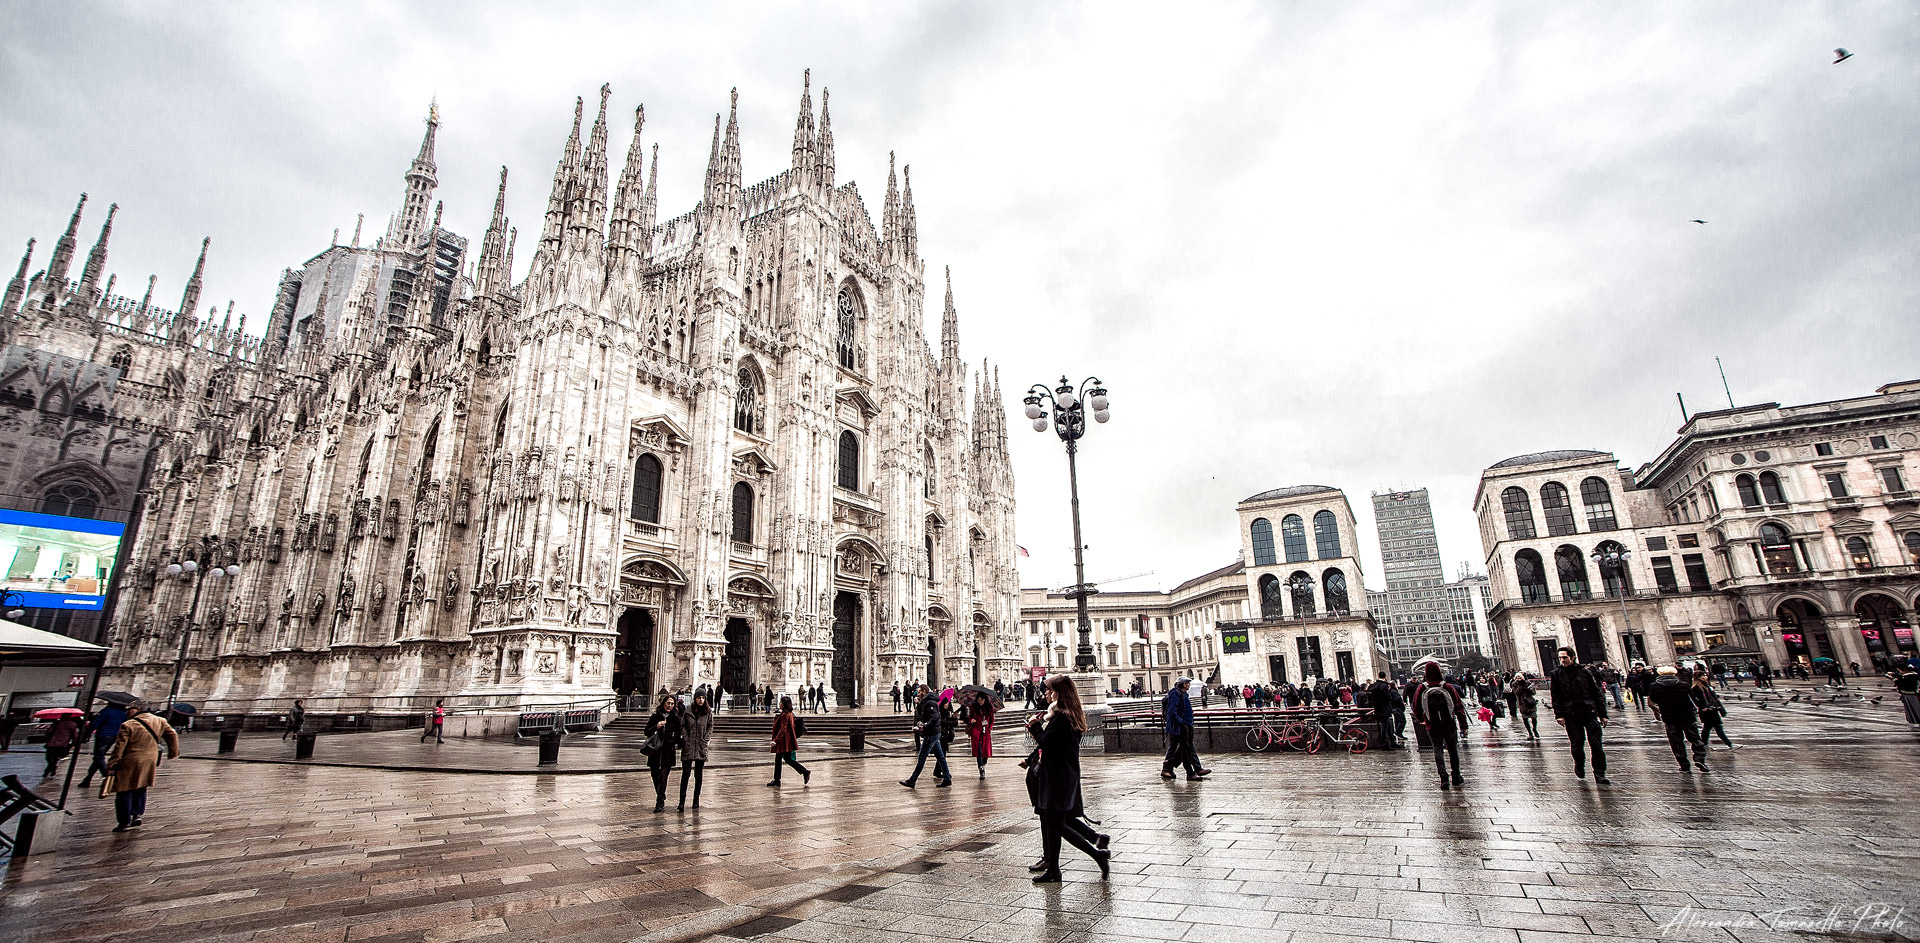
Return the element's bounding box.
[2,75,1021,714]
[1476,381,1920,675]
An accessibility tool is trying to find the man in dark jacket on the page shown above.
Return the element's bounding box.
[1646,666,1707,772]
[1410,663,1468,787]
[1160,678,1209,781]
[899,685,951,788]
[79,702,131,789]
[1366,673,1399,748]
[1549,647,1610,783]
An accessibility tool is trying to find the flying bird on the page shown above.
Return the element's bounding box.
[1834,48,1853,64]
[1691,220,1707,225]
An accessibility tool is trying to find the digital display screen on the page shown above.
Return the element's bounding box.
[1220,628,1251,654]
[0,508,123,611]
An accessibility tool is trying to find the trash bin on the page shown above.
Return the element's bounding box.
[848,727,866,752]
[295,732,317,760]
[537,731,562,766]
[217,729,240,754]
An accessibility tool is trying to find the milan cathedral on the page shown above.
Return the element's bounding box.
[0,74,1021,718]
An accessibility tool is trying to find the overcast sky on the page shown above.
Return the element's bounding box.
[4,2,1916,596]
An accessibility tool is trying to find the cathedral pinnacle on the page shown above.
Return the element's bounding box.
[539,96,586,260]
[814,88,836,189]
[901,166,917,260]
[941,265,960,367]
[608,104,649,266]
[578,83,613,250]
[47,193,86,292]
[478,165,511,293]
[791,70,815,185]
[389,100,441,246]
[76,201,116,302]
[2,238,33,317]
[882,153,899,254]
[176,236,209,344]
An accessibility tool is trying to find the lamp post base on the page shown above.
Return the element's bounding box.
[1066,672,1110,721]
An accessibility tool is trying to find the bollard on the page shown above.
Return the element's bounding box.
[537,730,562,766]
[848,727,866,752]
[295,732,317,760]
[217,729,240,754]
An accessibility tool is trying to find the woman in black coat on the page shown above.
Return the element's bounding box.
[1024,674,1110,884]
[645,692,684,812]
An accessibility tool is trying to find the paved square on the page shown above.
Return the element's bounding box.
[2,688,1916,943]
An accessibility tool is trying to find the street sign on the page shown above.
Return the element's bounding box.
[67,674,87,688]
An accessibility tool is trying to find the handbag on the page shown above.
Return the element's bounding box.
[640,732,663,756]
[793,717,808,738]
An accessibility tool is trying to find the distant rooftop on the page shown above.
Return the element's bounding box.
[1172,560,1245,594]
[1488,449,1609,470]
[1242,484,1338,503]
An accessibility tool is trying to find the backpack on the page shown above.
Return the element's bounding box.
[793,716,808,738]
[1423,684,1455,731]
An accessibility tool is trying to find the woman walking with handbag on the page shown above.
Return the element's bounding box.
[964,690,996,779]
[679,691,714,810]
[1690,670,1736,750]
[768,695,810,787]
[644,692,683,812]
[1026,674,1110,884]
[104,701,181,832]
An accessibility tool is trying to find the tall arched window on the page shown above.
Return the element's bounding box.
[1555,545,1591,600]
[733,367,759,434]
[1758,471,1785,505]
[1515,549,1550,603]
[631,454,663,523]
[417,421,440,498]
[1596,540,1632,597]
[924,445,936,498]
[1906,531,1920,567]
[1288,572,1316,619]
[925,534,936,581]
[1759,522,1797,574]
[1322,569,1350,614]
[1580,477,1617,531]
[1846,536,1874,570]
[1501,487,1537,539]
[108,346,132,374]
[1250,518,1276,566]
[493,403,510,447]
[39,483,99,519]
[730,482,754,543]
[1541,482,1577,536]
[1735,475,1761,508]
[835,287,857,369]
[1313,510,1341,558]
[1280,514,1308,562]
[1258,574,1283,618]
[836,431,859,490]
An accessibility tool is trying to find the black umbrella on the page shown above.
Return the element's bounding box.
[93,690,138,706]
[958,684,1003,708]
[168,702,198,715]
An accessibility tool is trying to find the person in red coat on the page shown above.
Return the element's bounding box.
[767,695,809,787]
[964,691,996,778]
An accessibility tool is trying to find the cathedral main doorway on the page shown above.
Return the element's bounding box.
[832,591,859,707]
[613,608,654,710]
[722,618,752,695]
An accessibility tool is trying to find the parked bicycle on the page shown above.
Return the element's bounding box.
[1299,711,1368,754]
[1245,714,1308,752]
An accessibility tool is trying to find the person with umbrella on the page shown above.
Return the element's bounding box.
[960,685,999,779]
[105,700,181,832]
[79,691,136,790]
[899,683,952,788]
[40,708,84,778]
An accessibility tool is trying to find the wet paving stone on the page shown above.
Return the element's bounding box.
[0,688,1915,942]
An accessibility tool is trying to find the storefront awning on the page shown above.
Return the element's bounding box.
[0,619,108,663]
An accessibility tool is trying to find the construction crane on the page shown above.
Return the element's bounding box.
[1050,570,1155,595]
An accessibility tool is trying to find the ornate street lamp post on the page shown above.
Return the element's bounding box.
[1591,546,1635,664]
[162,549,241,715]
[1023,377,1110,691]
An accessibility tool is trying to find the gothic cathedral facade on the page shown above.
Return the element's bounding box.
[1,75,1021,712]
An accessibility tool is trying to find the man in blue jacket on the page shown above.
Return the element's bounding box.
[78,701,130,790]
[1160,677,1211,781]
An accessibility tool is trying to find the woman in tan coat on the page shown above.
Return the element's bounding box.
[105,702,180,832]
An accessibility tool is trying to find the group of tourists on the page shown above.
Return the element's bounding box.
[900,685,998,786]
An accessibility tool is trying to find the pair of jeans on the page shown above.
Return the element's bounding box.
[772,750,807,783]
[1698,710,1732,747]
[679,759,705,806]
[1161,727,1200,775]
[649,763,673,804]
[420,723,443,743]
[1661,719,1706,769]
[1037,810,1101,872]
[1564,714,1606,776]
[114,787,148,826]
[905,730,950,784]
[43,745,69,778]
[1430,727,1461,783]
[1520,710,1540,739]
